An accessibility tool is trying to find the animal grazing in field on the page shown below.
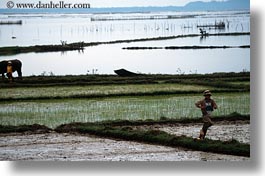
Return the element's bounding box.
[0,59,22,81]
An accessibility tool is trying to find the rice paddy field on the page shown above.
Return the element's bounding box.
[0,84,215,100]
[0,73,250,128]
[0,93,249,128]
[0,9,251,160]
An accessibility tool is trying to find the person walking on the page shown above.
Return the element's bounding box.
[195,90,218,140]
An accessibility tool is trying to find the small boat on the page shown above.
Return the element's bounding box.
[114,69,140,77]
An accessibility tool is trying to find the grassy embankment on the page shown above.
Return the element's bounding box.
[0,32,250,56]
[0,72,250,93]
[55,120,250,157]
[123,45,250,50]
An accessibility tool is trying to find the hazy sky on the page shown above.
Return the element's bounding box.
[0,0,218,8]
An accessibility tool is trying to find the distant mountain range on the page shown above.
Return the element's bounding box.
[184,0,249,11]
[0,0,250,14]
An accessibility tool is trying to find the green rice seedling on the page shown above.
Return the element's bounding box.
[0,93,249,128]
[0,84,217,100]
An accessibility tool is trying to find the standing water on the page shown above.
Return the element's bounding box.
[0,10,250,75]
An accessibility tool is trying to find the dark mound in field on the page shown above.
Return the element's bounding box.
[114,69,141,77]
[0,124,52,134]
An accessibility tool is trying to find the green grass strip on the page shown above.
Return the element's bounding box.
[55,123,250,157]
[0,114,250,157]
[91,113,250,126]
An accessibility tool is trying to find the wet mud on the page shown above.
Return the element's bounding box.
[0,133,248,161]
[0,121,249,161]
[136,120,250,144]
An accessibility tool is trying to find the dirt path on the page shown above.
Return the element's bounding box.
[0,131,249,161]
[135,120,250,144]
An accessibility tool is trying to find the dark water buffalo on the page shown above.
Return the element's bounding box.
[0,59,22,80]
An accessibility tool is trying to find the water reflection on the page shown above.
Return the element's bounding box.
[0,11,250,47]
[0,11,250,76]
[0,39,250,76]
[199,35,207,43]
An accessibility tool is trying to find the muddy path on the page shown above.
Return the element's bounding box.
[0,120,249,161]
[0,132,248,161]
[133,120,250,144]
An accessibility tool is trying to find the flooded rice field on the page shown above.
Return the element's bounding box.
[0,120,249,161]
[0,11,250,47]
[0,10,250,75]
[0,41,249,75]
[0,93,250,128]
